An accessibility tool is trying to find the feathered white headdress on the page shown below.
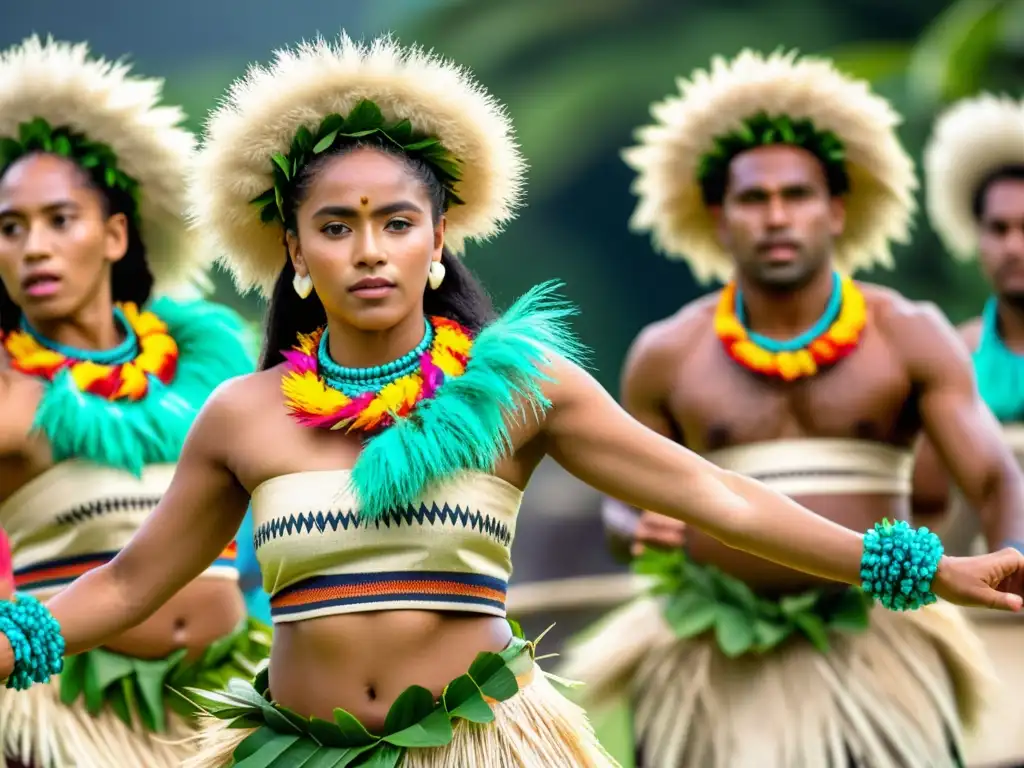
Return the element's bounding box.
[924,93,1024,260]
[624,49,917,284]
[0,36,201,294]
[191,32,526,298]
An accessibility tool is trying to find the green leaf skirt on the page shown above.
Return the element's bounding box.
[633,548,871,656]
[0,616,274,768]
[558,550,986,768]
[59,616,272,733]
[185,622,619,767]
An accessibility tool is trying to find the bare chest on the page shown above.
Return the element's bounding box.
[666,326,918,452]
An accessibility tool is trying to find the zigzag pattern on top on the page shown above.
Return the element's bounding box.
[54,495,162,526]
[253,501,512,550]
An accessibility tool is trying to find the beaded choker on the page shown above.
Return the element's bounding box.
[2,304,179,401]
[280,315,473,434]
[714,271,866,381]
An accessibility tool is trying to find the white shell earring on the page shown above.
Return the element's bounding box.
[428,261,446,290]
[292,272,313,299]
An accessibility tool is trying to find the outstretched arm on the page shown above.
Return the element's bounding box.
[542,359,1024,607]
[601,323,688,560]
[897,307,1024,551]
[21,384,249,658]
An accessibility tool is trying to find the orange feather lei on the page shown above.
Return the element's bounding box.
[714,276,867,381]
[280,316,474,434]
[1,304,178,401]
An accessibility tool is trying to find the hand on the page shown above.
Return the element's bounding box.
[932,548,1024,610]
[632,511,687,557]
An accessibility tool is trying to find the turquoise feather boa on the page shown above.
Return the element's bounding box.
[351,280,590,522]
[32,296,255,475]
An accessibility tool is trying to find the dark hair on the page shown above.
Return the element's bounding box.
[0,152,153,333]
[702,147,850,206]
[972,164,1024,221]
[259,139,495,370]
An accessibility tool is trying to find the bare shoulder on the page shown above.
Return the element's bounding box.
[0,369,43,455]
[860,282,957,342]
[0,368,42,409]
[189,367,284,446]
[624,293,718,372]
[859,283,971,381]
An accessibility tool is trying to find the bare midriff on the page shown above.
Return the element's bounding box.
[268,611,513,732]
[43,576,245,660]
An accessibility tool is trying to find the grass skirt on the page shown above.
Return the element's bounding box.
[559,596,994,768]
[0,617,271,768]
[0,674,194,768]
[182,634,618,768]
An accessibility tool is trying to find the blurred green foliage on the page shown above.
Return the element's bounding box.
[165,0,1024,392]
[390,0,1023,390]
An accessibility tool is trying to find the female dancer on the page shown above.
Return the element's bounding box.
[0,37,269,767]
[0,33,1020,768]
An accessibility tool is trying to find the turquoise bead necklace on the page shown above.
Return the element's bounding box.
[19,306,138,364]
[734,270,844,352]
[317,316,434,397]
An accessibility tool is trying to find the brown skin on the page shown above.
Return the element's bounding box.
[621,145,1024,594]
[5,147,1022,732]
[914,177,1024,529]
[0,154,243,659]
[0,531,12,601]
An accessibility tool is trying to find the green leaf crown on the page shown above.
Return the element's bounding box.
[250,99,464,228]
[697,112,850,204]
[0,117,141,218]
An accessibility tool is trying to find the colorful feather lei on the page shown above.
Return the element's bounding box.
[715,274,866,381]
[3,304,178,401]
[280,316,473,434]
[21,297,255,474]
[279,280,589,522]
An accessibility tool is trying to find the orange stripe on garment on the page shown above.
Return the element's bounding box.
[272,578,506,609]
[14,555,112,589]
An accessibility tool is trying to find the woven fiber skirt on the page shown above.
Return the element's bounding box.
[558,551,995,768]
[183,630,618,768]
[0,617,271,768]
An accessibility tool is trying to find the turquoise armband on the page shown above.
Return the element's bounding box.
[0,594,65,690]
[860,519,943,611]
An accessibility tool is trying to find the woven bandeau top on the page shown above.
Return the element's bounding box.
[704,438,914,497]
[251,469,523,624]
[0,460,238,596]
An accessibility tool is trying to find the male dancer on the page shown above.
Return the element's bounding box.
[914,93,1024,767]
[561,51,1020,767]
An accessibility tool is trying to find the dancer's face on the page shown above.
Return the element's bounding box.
[977,177,1024,303]
[286,147,444,333]
[0,154,127,328]
[715,144,845,291]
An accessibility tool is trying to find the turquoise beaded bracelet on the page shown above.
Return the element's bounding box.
[860,519,943,611]
[0,594,65,690]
